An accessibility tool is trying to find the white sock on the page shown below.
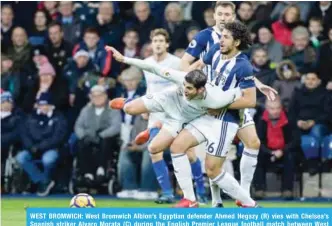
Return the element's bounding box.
[209,179,222,207]
[240,148,258,196]
[171,153,196,202]
[211,170,255,206]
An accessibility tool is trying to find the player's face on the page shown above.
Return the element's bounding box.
[183,81,198,100]
[214,6,235,30]
[151,35,169,55]
[219,29,237,54]
[266,101,282,119]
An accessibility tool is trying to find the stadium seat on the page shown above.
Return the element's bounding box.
[321,135,332,160]
[301,135,320,159]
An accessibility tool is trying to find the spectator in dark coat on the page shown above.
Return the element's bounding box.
[1,92,22,162]
[22,58,69,113]
[72,28,116,78]
[127,2,157,46]
[272,60,301,109]
[308,1,332,37]
[16,92,67,196]
[57,1,84,46]
[254,97,295,200]
[317,27,332,89]
[75,85,121,185]
[1,5,15,53]
[283,26,317,74]
[1,55,21,102]
[28,10,50,47]
[45,22,73,76]
[237,2,258,33]
[163,2,190,52]
[91,2,125,48]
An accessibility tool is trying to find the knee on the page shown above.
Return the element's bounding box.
[42,151,58,167]
[148,142,162,155]
[16,150,31,165]
[149,151,163,162]
[245,137,261,150]
[205,161,221,179]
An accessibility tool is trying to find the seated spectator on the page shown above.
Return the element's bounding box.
[92,2,124,48]
[204,8,215,27]
[288,72,329,173]
[1,5,15,53]
[237,2,257,33]
[74,85,121,185]
[255,97,295,200]
[272,60,301,109]
[29,10,51,47]
[1,92,22,163]
[57,1,84,45]
[37,1,60,21]
[127,2,157,46]
[272,5,302,47]
[73,28,117,78]
[120,29,140,71]
[117,67,158,199]
[163,2,190,52]
[63,50,98,107]
[308,17,326,49]
[1,55,21,102]
[283,26,317,74]
[6,27,33,73]
[308,1,332,37]
[16,92,67,196]
[317,27,332,89]
[22,59,68,113]
[252,24,283,63]
[251,48,276,108]
[45,22,73,76]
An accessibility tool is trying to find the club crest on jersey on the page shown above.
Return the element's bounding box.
[189,40,197,48]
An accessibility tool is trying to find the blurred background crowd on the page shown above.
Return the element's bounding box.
[1,1,332,200]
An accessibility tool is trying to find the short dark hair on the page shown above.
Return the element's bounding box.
[48,21,62,31]
[185,70,207,89]
[309,17,323,25]
[125,28,138,36]
[84,27,100,37]
[239,1,253,8]
[224,22,252,50]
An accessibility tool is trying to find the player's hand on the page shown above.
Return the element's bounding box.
[105,46,124,62]
[257,84,278,101]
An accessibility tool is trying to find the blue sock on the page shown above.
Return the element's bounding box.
[191,158,205,196]
[152,159,173,197]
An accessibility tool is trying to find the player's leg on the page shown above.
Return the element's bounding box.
[170,128,203,207]
[205,121,257,207]
[186,147,208,204]
[237,123,260,196]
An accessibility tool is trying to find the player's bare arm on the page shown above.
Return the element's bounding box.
[228,87,256,109]
[180,53,196,71]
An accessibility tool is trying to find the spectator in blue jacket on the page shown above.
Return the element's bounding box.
[1,91,22,163]
[72,27,116,78]
[16,92,67,196]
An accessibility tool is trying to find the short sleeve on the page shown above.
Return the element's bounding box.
[185,30,208,58]
[236,61,255,89]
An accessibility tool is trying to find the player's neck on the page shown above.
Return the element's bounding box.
[222,49,240,60]
[213,26,222,35]
[153,52,168,62]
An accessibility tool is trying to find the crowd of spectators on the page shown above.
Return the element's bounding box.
[1,1,332,199]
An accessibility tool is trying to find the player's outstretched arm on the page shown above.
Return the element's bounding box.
[106,45,185,85]
[254,77,278,101]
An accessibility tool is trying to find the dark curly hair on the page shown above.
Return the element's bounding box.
[224,22,252,50]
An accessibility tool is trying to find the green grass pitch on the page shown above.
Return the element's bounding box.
[1,198,331,226]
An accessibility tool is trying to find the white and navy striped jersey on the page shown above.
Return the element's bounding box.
[203,43,255,124]
[185,27,221,82]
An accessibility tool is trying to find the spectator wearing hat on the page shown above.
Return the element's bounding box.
[72,27,118,78]
[272,60,301,109]
[74,85,121,186]
[22,60,69,113]
[57,1,84,46]
[283,26,317,74]
[126,2,158,46]
[63,50,98,107]
[1,91,22,164]
[1,55,21,102]
[16,92,67,196]
[318,27,332,89]
[1,5,15,54]
[45,22,73,76]
[252,24,283,63]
